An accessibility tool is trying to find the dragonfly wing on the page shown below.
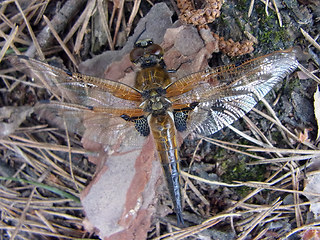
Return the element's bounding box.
[35,101,147,148]
[9,55,142,105]
[10,55,147,147]
[169,48,298,136]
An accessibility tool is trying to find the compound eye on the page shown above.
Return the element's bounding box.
[146,44,163,57]
[130,47,145,63]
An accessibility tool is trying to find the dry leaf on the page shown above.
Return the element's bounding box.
[314,85,320,141]
[0,106,34,138]
[304,171,320,218]
[298,128,312,143]
[301,229,320,240]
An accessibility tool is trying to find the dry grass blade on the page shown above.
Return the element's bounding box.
[227,124,270,148]
[301,28,320,52]
[247,154,317,165]
[233,180,320,197]
[242,115,271,146]
[74,0,96,54]
[298,62,320,84]
[112,0,125,46]
[0,25,18,61]
[126,0,141,36]
[155,213,241,239]
[283,222,320,239]
[10,188,37,239]
[97,0,114,50]
[34,0,49,25]
[260,98,294,147]
[63,117,81,193]
[62,6,87,45]
[0,138,88,154]
[289,164,303,227]
[42,15,78,68]
[0,11,15,29]
[237,199,282,240]
[183,176,210,206]
[271,0,282,27]
[203,136,265,160]
[251,106,301,146]
[14,0,45,59]
[0,28,29,51]
[1,226,85,238]
[249,0,282,27]
[181,171,242,187]
[35,210,58,233]
[265,0,270,16]
[248,147,320,155]
[248,0,255,17]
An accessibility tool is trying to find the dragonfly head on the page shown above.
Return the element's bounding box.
[130,39,164,68]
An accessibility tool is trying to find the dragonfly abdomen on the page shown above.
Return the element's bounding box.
[149,112,184,226]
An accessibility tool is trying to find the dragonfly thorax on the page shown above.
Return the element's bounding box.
[141,88,171,116]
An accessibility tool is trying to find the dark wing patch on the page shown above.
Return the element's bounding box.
[121,115,150,137]
[172,102,199,132]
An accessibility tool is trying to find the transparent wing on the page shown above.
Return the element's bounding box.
[35,101,147,148]
[168,48,298,136]
[9,55,143,106]
[10,55,147,147]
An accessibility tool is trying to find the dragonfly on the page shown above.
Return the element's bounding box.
[10,39,298,226]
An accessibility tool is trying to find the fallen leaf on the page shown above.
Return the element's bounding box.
[298,128,312,143]
[303,171,320,218]
[301,229,320,240]
[314,85,320,142]
[0,106,34,138]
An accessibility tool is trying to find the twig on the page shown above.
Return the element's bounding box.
[272,0,282,27]
[126,0,141,37]
[25,0,86,57]
[112,0,125,47]
[74,0,96,54]
[15,0,45,60]
[248,0,255,17]
[43,15,78,68]
[97,0,114,50]
[301,28,320,51]
[0,25,18,60]
[0,138,88,154]
[298,62,320,84]
[237,199,282,240]
[181,171,242,187]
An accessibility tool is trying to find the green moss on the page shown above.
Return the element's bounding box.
[219,154,266,196]
[236,0,250,11]
[235,17,246,32]
[252,3,292,50]
[270,130,282,142]
[285,76,300,92]
[259,27,288,46]
[223,160,265,182]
